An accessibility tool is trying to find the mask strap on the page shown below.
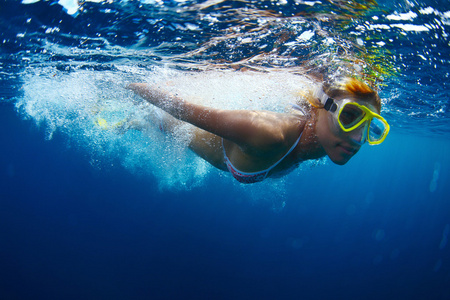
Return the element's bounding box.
[324,98,337,113]
[316,89,337,113]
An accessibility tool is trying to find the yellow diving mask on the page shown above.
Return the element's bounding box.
[317,91,390,145]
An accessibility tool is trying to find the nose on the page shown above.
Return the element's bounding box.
[348,125,366,146]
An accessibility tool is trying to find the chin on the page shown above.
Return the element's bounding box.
[331,159,348,166]
[329,154,352,165]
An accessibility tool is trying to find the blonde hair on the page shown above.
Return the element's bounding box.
[304,77,381,113]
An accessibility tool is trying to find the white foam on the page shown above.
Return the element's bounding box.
[391,24,429,32]
[17,65,316,198]
[386,11,418,21]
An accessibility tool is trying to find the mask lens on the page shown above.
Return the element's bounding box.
[369,117,386,142]
[339,103,365,129]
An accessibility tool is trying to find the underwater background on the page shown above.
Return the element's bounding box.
[1,0,449,299]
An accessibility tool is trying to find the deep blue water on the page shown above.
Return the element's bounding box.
[1,0,450,299]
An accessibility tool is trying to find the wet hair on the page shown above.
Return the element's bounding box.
[294,76,381,121]
[302,77,381,112]
[322,77,381,112]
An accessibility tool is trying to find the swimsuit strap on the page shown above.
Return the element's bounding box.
[262,132,302,173]
[222,132,302,182]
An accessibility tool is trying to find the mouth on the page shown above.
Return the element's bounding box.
[338,144,358,156]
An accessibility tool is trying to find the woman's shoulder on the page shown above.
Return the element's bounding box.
[251,112,306,151]
[284,114,307,143]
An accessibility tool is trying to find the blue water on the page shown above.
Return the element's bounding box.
[1,0,450,299]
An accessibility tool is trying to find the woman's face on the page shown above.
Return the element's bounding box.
[315,98,378,165]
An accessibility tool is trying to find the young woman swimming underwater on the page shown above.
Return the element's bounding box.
[126,76,390,184]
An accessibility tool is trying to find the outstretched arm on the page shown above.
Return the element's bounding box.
[127,83,192,121]
[127,83,296,151]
